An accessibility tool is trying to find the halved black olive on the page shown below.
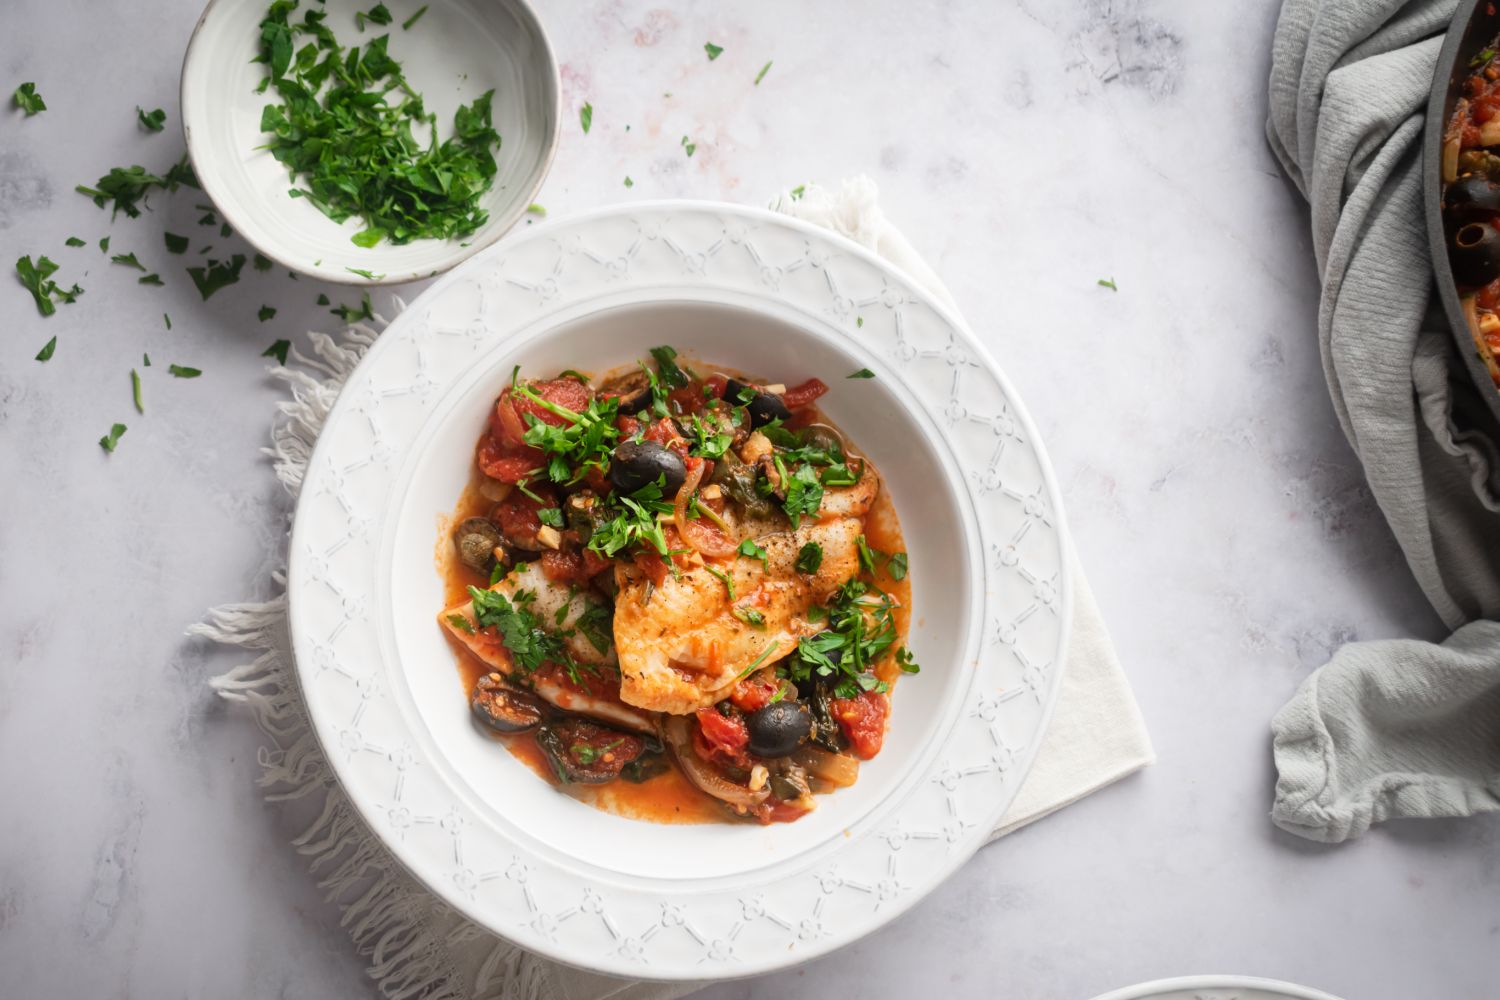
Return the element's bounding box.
[1447,175,1500,220]
[745,701,813,758]
[598,369,653,414]
[1452,221,1500,286]
[609,440,686,495]
[536,717,646,784]
[455,517,505,573]
[725,378,792,428]
[471,674,546,734]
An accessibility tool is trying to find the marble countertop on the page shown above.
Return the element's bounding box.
[2,0,1497,997]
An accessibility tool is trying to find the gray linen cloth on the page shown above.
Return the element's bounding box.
[1266,0,1500,842]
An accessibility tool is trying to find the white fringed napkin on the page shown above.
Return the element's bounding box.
[197,178,1153,1000]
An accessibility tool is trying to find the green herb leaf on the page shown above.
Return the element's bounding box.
[781,462,824,527]
[65,236,86,247]
[13,82,45,116]
[99,236,110,253]
[580,101,593,133]
[1473,47,1496,68]
[16,254,61,317]
[402,4,429,29]
[111,251,146,272]
[144,352,152,365]
[252,253,273,271]
[623,175,633,188]
[258,305,277,322]
[168,364,202,378]
[737,538,769,568]
[887,552,908,581]
[262,339,291,364]
[131,369,144,414]
[681,135,696,157]
[446,612,475,634]
[795,541,822,574]
[846,368,875,379]
[856,316,863,327]
[186,254,245,299]
[526,203,546,216]
[896,646,919,674]
[316,293,330,306]
[162,314,170,331]
[346,267,382,280]
[138,273,164,286]
[1097,276,1117,290]
[77,165,169,219]
[733,606,766,627]
[99,423,127,453]
[330,293,374,323]
[537,506,564,529]
[164,232,190,254]
[136,106,166,132]
[704,42,724,60]
[754,60,772,85]
[467,585,570,673]
[35,336,57,362]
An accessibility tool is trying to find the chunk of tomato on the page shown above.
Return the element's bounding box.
[540,547,611,586]
[781,377,829,409]
[493,485,556,548]
[491,379,592,448]
[831,689,889,759]
[694,707,750,767]
[477,436,542,483]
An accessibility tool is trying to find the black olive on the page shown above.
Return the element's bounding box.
[609,440,686,495]
[745,701,813,758]
[536,717,646,784]
[455,517,505,573]
[725,378,792,428]
[470,674,546,734]
[598,370,653,414]
[1447,175,1500,220]
[1452,221,1500,286]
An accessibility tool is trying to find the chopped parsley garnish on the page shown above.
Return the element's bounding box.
[737,538,768,568]
[887,552,908,581]
[99,423,127,453]
[263,339,291,364]
[78,160,195,219]
[137,107,166,132]
[35,336,57,362]
[856,534,878,575]
[144,353,152,365]
[258,305,277,322]
[650,344,689,388]
[706,564,736,600]
[316,293,330,306]
[754,61,772,85]
[111,251,147,272]
[401,4,428,30]
[782,579,909,697]
[780,462,824,527]
[789,184,806,200]
[138,273,164,286]
[687,413,732,458]
[99,236,110,253]
[856,316,863,327]
[355,2,392,29]
[795,541,822,574]
[446,612,475,634]
[346,267,383,280]
[65,237,86,248]
[253,253,273,271]
[164,232,190,254]
[681,135,696,157]
[738,641,781,679]
[1097,277,1117,290]
[733,606,766,627]
[526,203,546,217]
[467,585,569,673]
[168,364,202,378]
[846,368,875,379]
[1473,47,1496,68]
[579,101,593,134]
[162,315,170,330]
[896,647,919,674]
[13,82,45,116]
[256,2,502,246]
[537,506,564,529]
[623,176,633,188]
[131,369,144,413]
[187,255,245,299]
[16,255,80,316]
[704,42,724,60]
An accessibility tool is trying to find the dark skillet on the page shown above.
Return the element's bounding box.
[1425,0,1500,424]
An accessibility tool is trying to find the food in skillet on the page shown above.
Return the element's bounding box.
[1441,41,1500,386]
[437,348,917,824]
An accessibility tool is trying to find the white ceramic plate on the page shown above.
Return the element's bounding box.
[1088,977,1347,1000]
[181,0,559,285]
[288,201,1072,980]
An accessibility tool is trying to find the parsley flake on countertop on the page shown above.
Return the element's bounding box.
[35,336,57,362]
[144,353,152,366]
[137,106,166,132]
[401,4,428,29]
[187,254,245,300]
[346,266,382,280]
[138,273,164,286]
[164,232,189,254]
[704,42,723,60]
[256,2,503,247]
[99,236,110,253]
[252,253,272,271]
[111,252,147,272]
[623,176,633,188]
[99,423,127,453]
[580,101,593,134]
[356,2,392,29]
[77,157,197,219]
[65,236,86,247]
[681,135,696,157]
[162,314,170,330]
[263,339,291,364]
[131,370,144,413]
[16,255,82,317]
[168,364,202,378]
[1098,276,1118,290]
[13,82,45,115]
[755,60,772,85]
[258,305,277,322]
[846,368,875,379]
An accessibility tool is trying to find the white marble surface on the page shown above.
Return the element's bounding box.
[1,0,1496,997]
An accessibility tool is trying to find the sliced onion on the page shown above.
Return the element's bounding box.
[790,745,859,788]
[674,462,737,558]
[664,716,770,809]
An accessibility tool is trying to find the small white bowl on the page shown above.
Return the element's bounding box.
[180,0,559,285]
